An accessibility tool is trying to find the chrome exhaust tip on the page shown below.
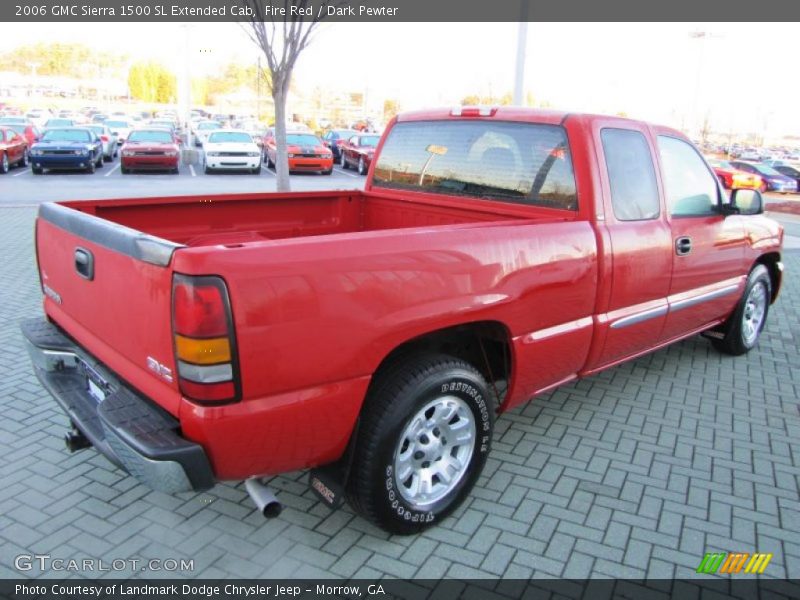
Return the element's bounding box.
[244,477,283,518]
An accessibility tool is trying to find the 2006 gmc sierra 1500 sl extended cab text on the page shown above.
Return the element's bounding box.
[23,107,783,534]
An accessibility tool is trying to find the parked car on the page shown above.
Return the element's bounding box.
[43,118,75,129]
[194,120,222,146]
[202,129,261,174]
[770,164,800,190]
[22,107,783,535]
[104,119,133,144]
[0,125,29,173]
[1,120,41,147]
[738,148,760,161]
[121,128,181,174]
[339,133,380,175]
[29,127,103,174]
[322,129,358,159]
[91,113,108,123]
[84,124,118,161]
[729,161,798,193]
[706,158,762,190]
[264,132,333,174]
[25,109,51,128]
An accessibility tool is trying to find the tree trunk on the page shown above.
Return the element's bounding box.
[272,84,290,192]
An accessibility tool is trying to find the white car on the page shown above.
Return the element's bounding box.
[202,130,262,174]
[104,119,133,145]
[194,120,223,146]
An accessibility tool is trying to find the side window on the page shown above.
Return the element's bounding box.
[658,136,719,217]
[601,128,660,221]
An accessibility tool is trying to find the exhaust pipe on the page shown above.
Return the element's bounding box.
[64,428,91,452]
[245,478,282,518]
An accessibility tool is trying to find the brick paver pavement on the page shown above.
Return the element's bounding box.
[1,206,798,580]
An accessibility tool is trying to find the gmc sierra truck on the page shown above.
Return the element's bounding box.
[22,107,783,534]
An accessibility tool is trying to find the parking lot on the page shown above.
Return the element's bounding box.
[1,171,799,580]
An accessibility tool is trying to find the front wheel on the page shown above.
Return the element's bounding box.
[347,354,494,535]
[711,264,771,356]
[20,149,30,168]
[358,157,366,175]
[340,152,347,169]
[86,160,96,174]
[0,153,8,174]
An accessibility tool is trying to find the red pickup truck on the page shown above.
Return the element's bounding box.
[23,107,783,534]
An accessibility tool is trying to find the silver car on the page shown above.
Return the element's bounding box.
[83,124,118,161]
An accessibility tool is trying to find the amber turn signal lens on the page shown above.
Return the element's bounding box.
[175,335,231,365]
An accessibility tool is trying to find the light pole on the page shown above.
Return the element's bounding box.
[688,30,723,139]
[513,22,528,105]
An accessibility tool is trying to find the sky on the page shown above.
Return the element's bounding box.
[1,22,796,138]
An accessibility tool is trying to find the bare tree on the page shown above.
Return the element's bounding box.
[240,0,325,191]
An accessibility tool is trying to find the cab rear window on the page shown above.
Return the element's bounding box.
[372,120,578,210]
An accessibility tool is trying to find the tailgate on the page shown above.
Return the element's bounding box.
[35,203,184,416]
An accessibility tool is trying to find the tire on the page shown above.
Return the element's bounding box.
[323,168,333,175]
[340,152,347,169]
[86,159,95,174]
[347,354,494,535]
[204,161,212,174]
[172,167,179,175]
[266,153,274,169]
[252,165,261,175]
[104,153,112,162]
[20,149,29,168]
[711,264,771,356]
[0,152,8,174]
[96,154,103,168]
[358,157,366,176]
[120,166,129,174]
[32,166,43,175]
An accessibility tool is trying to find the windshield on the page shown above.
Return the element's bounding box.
[753,164,783,176]
[7,124,27,135]
[105,120,129,128]
[707,159,731,169]
[41,129,91,143]
[0,117,26,124]
[127,130,174,143]
[198,121,221,130]
[208,132,253,144]
[85,126,105,135]
[359,135,380,147]
[373,120,578,210]
[286,134,322,146]
[46,119,73,127]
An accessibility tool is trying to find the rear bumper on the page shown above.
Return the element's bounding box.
[21,318,214,494]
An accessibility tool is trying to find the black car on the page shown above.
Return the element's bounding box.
[321,129,358,159]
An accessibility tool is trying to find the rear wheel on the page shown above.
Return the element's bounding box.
[347,354,494,535]
[711,264,771,356]
[0,152,8,174]
[32,166,43,175]
[358,157,366,176]
[120,166,129,174]
[20,149,29,168]
[86,159,95,174]
[252,165,261,175]
[340,152,347,169]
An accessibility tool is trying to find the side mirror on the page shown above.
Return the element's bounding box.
[730,188,764,216]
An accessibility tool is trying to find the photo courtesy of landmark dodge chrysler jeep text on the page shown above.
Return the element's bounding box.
[22,107,783,534]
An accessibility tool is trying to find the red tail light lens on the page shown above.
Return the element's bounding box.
[173,280,228,337]
[172,275,240,404]
[101,135,109,142]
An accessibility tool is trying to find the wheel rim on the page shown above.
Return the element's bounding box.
[2,154,7,171]
[393,395,476,509]
[742,281,767,345]
[359,158,364,173]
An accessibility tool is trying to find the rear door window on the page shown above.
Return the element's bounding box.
[601,128,660,221]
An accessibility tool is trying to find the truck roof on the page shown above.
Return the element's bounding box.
[396,106,686,138]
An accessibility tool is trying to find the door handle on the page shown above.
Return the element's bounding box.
[74,247,94,280]
[675,236,692,256]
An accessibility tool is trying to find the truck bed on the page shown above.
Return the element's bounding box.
[59,190,540,247]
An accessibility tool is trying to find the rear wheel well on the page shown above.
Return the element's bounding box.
[755,252,782,303]
[369,321,513,407]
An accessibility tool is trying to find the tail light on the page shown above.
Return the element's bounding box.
[101,135,109,142]
[172,274,240,404]
[451,106,497,117]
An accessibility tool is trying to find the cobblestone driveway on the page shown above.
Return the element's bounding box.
[1,206,797,580]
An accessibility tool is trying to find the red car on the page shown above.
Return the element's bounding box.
[0,119,40,147]
[23,107,783,535]
[120,129,181,174]
[0,125,29,173]
[339,133,380,175]
[264,131,333,174]
[706,158,762,190]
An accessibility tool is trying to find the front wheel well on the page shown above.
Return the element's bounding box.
[755,252,782,303]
